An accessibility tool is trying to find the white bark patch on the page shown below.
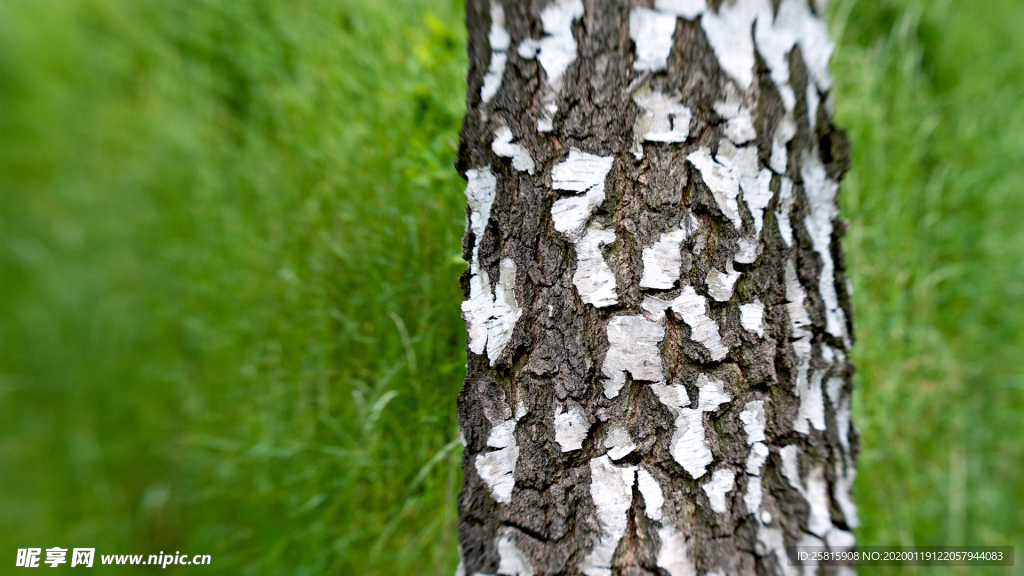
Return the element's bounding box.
[554,402,591,452]
[689,140,773,234]
[489,8,511,51]
[666,375,731,479]
[537,102,558,133]
[517,0,584,87]
[744,474,763,514]
[573,224,619,307]
[632,88,692,158]
[780,0,834,91]
[702,469,736,514]
[746,442,769,475]
[802,153,848,343]
[634,91,692,142]
[734,237,759,264]
[551,149,615,240]
[487,420,517,449]
[743,426,768,516]
[795,368,827,434]
[705,266,741,302]
[581,456,636,576]
[780,445,802,491]
[640,296,672,321]
[687,147,742,229]
[770,115,797,173]
[604,423,637,460]
[654,0,706,19]
[455,545,466,576]
[629,8,678,72]
[462,167,494,353]
[788,339,810,434]
[475,445,519,504]
[699,0,768,89]
[744,436,767,515]
[714,96,757,145]
[807,82,821,130]
[650,381,690,409]
[637,467,665,522]
[640,228,688,289]
[754,0,833,114]
[481,2,510,103]
[482,53,508,105]
[785,260,812,337]
[465,167,497,245]
[656,525,697,576]
[463,269,493,356]
[780,445,835,537]
[643,288,729,361]
[717,139,774,236]
[462,170,523,364]
[742,169,774,237]
[551,149,615,193]
[641,213,699,288]
[790,339,812,435]
[516,0,585,131]
[756,525,799,576]
[725,113,756,145]
[491,126,536,174]
[776,177,795,245]
[835,395,852,455]
[829,373,854,463]
[827,528,856,552]
[551,150,618,308]
[671,409,713,478]
[754,1,798,111]
[497,530,535,576]
[657,0,834,119]
[740,400,766,444]
[834,460,859,528]
[697,374,732,409]
[821,343,835,364]
[475,399,527,505]
[601,315,665,398]
[486,258,523,364]
[804,466,834,537]
[740,301,765,337]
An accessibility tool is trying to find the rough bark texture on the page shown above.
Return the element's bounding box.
[455,1,857,575]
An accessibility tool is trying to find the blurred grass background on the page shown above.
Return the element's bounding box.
[0,0,1021,574]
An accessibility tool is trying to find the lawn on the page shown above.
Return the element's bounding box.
[0,0,1021,574]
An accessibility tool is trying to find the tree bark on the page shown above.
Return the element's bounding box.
[455,1,857,575]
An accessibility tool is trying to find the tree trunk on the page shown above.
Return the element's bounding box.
[455,1,857,574]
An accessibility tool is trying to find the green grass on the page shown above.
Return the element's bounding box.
[0,0,1021,574]
[833,0,1024,572]
[0,0,468,573]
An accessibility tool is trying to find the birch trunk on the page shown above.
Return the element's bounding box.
[456,1,857,574]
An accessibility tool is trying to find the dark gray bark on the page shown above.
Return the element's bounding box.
[456,1,857,575]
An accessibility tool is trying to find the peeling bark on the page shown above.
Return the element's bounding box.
[457,0,857,574]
